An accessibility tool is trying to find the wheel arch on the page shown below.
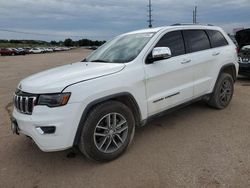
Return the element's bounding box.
[73,92,142,146]
[209,63,237,95]
[219,63,237,82]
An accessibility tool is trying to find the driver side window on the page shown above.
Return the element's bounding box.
[155,31,186,57]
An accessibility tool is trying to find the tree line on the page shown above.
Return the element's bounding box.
[61,38,106,47]
[0,38,106,47]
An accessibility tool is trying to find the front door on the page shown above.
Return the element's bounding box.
[144,30,194,116]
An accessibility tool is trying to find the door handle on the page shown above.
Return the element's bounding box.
[212,52,220,56]
[181,59,191,64]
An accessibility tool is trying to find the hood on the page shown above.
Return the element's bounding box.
[235,29,250,49]
[242,45,250,51]
[19,62,125,94]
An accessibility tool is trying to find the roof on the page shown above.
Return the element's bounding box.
[123,24,222,36]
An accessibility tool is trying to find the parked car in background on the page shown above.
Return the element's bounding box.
[44,48,53,53]
[0,48,16,56]
[53,47,71,52]
[63,47,70,51]
[23,47,31,54]
[12,24,238,162]
[8,48,26,55]
[17,48,27,55]
[29,48,43,54]
[53,47,63,52]
[89,46,98,50]
[39,48,47,53]
[235,29,250,76]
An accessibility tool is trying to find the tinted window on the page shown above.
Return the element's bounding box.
[155,31,185,57]
[207,30,228,48]
[183,30,210,53]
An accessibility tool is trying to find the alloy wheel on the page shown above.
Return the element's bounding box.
[94,113,128,154]
[219,79,232,105]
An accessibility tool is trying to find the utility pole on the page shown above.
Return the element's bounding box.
[193,6,197,24]
[147,0,153,28]
[193,9,195,24]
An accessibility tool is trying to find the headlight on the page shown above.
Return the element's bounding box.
[37,93,71,107]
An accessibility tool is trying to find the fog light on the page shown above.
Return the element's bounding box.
[36,126,56,134]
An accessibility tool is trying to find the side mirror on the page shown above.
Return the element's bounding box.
[146,47,172,64]
[152,47,172,61]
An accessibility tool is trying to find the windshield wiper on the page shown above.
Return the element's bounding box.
[90,59,109,63]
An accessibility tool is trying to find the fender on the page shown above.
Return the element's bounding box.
[208,63,237,95]
[218,63,237,82]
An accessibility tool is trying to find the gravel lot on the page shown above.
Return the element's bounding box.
[0,48,250,188]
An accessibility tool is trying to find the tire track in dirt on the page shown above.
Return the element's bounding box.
[4,101,13,119]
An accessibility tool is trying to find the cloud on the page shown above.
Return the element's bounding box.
[0,0,249,41]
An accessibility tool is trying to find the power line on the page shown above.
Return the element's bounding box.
[147,0,153,28]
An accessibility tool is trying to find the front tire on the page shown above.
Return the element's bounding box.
[207,73,234,109]
[78,101,135,162]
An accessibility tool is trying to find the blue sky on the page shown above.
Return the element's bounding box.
[0,0,250,41]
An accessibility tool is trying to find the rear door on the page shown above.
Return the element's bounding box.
[182,30,216,97]
[144,30,194,116]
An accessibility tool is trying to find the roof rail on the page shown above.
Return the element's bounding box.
[171,23,194,26]
[171,23,214,26]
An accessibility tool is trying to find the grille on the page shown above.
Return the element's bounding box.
[13,93,37,115]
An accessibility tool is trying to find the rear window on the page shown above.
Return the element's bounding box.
[206,30,228,48]
[183,30,210,53]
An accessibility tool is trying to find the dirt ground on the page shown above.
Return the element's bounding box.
[0,48,250,188]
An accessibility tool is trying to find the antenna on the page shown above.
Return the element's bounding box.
[147,0,153,28]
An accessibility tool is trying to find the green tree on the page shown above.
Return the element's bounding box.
[64,38,74,47]
[50,40,58,46]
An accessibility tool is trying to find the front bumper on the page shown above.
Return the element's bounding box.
[12,102,84,152]
[239,62,250,76]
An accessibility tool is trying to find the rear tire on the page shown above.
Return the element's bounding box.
[207,73,234,109]
[78,101,135,162]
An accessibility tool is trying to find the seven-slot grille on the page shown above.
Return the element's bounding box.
[13,92,37,115]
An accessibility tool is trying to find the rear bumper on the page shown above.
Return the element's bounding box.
[12,102,84,152]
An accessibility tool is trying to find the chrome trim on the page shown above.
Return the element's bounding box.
[20,96,23,112]
[17,96,21,110]
[25,97,28,112]
[13,93,37,115]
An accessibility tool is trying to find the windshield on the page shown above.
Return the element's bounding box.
[85,32,155,63]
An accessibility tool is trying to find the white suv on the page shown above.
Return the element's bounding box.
[11,25,238,162]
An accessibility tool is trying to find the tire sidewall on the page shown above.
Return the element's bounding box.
[214,73,234,108]
[79,101,135,162]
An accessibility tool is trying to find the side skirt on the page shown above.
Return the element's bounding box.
[140,94,210,126]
